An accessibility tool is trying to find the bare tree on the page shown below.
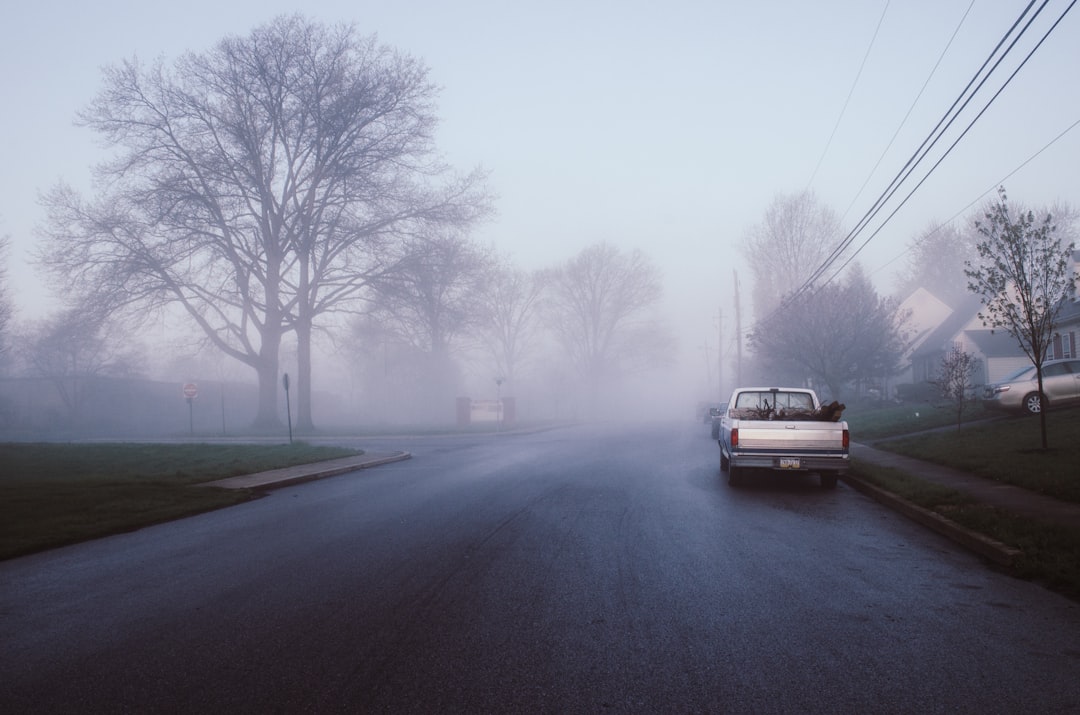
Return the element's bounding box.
[894,220,981,306]
[358,232,495,418]
[545,242,673,407]
[472,261,548,395]
[931,345,981,431]
[21,309,141,425]
[964,187,1077,449]
[750,263,907,401]
[742,191,844,320]
[366,233,495,354]
[38,15,488,429]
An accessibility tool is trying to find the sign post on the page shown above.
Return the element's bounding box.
[282,373,293,444]
[183,383,198,435]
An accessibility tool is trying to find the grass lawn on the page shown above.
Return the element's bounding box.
[0,442,360,561]
[869,406,1080,503]
[845,400,996,441]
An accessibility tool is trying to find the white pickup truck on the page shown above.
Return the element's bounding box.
[718,387,849,489]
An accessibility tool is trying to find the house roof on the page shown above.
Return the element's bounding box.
[1057,297,1080,327]
[897,287,954,359]
[909,294,985,359]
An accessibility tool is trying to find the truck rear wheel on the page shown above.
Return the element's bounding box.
[728,466,743,487]
[820,471,838,489]
[720,451,730,472]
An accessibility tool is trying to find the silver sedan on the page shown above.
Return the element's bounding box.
[983,358,1080,414]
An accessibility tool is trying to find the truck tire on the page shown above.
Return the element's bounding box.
[819,471,838,489]
[720,450,730,472]
[728,465,743,487]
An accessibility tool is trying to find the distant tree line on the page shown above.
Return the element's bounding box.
[5,15,673,431]
[739,188,1077,407]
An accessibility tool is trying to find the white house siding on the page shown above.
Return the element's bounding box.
[988,357,1031,384]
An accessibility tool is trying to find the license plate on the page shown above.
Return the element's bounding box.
[778,458,800,469]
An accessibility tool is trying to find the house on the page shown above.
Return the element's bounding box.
[896,248,1080,392]
[902,291,1080,391]
[904,293,1014,388]
[894,286,954,385]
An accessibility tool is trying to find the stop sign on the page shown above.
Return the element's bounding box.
[183,382,198,399]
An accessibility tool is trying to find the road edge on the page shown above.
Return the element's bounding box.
[842,474,1023,567]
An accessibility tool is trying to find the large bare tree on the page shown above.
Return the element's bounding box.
[545,242,672,405]
[472,261,548,395]
[742,191,844,320]
[965,187,1077,449]
[38,15,488,428]
[355,232,495,419]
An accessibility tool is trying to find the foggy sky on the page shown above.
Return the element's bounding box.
[3,1,1079,414]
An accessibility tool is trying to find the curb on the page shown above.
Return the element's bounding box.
[202,452,412,491]
[842,474,1023,567]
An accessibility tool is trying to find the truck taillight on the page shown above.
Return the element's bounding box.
[731,428,738,448]
[842,429,849,449]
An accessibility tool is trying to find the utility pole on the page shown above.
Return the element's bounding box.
[733,270,743,386]
[702,340,712,393]
[716,307,724,401]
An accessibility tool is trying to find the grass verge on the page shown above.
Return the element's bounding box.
[0,442,361,561]
[852,458,1080,603]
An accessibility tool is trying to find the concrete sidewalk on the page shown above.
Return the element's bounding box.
[845,442,1080,565]
[849,442,1080,529]
[201,451,411,490]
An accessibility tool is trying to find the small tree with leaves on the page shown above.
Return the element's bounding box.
[932,345,981,431]
[964,187,1077,449]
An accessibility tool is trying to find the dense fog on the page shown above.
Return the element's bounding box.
[2,4,1079,437]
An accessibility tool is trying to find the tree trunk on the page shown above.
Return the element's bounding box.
[296,317,315,432]
[252,335,283,429]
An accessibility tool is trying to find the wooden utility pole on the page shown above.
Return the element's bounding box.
[733,270,743,386]
[716,307,724,401]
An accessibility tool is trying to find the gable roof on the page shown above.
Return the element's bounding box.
[1056,297,1080,328]
[909,294,985,360]
[897,287,954,359]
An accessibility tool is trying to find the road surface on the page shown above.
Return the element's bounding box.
[2,422,1079,713]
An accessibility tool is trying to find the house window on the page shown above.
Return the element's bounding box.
[1051,331,1076,359]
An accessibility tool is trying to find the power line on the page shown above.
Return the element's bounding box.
[787,0,1053,305]
[823,0,1077,285]
[805,1,891,190]
[741,0,1073,342]
[870,114,1080,280]
[839,0,976,225]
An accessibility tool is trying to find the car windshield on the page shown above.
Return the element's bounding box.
[734,391,813,411]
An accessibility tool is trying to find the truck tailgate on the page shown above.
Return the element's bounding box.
[736,422,846,451]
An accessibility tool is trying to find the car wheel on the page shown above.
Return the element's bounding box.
[728,465,742,487]
[1023,392,1044,415]
[820,471,838,489]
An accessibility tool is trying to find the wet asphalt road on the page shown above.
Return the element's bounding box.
[2,422,1080,713]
